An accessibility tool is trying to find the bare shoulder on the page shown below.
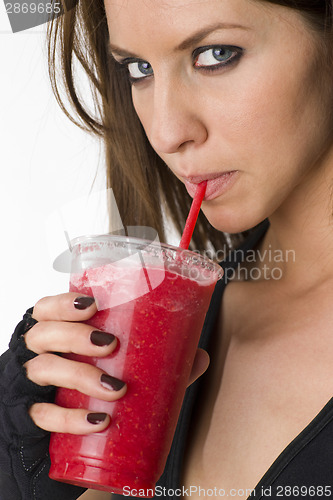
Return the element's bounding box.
[79,490,111,499]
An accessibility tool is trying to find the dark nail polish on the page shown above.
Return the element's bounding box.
[87,412,108,425]
[101,373,126,391]
[74,296,95,310]
[90,331,116,346]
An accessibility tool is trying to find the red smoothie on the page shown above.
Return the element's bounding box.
[49,238,221,495]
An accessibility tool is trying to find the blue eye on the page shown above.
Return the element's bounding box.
[120,44,242,85]
[194,46,241,69]
[128,61,153,80]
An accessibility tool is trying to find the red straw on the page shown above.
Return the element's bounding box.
[179,181,207,249]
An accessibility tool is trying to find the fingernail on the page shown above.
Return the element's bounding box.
[87,412,108,425]
[74,296,95,310]
[90,331,116,347]
[101,374,125,391]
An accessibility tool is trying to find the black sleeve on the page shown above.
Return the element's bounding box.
[0,308,86,500]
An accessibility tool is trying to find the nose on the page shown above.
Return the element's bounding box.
[146,78,208,155]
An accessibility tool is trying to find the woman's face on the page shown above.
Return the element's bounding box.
[105,0,333,233]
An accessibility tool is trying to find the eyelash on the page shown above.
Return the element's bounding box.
[116,45,243,86]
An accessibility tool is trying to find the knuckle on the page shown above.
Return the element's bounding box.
[71,364,107,399]
[73,324,93,351]
[33,293,74,322]
[32,296,51,320]
[24,321,43,352]
[53,293,74,321]
[70,362,99,394]
[72,360,89,381]
[25,353,56,385]
[62,408,74,432]
[24,357,37,381]
[29,402,48,426]
[60,292,72,312]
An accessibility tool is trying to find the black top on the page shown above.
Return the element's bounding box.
[115,218,333,500]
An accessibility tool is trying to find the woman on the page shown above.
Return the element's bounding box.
[1,0,333,499]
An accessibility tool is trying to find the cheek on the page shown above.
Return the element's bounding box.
[206,56,333,181]
[131,89,152,133]
[200,62,333,232]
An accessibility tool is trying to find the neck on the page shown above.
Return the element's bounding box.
[257,151,333,290]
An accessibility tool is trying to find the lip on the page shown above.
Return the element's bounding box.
[183,171,239,201]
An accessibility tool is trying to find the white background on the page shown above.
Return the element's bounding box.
[0,6,178,354]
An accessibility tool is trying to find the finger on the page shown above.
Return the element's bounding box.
[29,403,111,434]
[187,348,210,387]
[32,292,97,322]
[25,353,127,402]
[25,321,117,357]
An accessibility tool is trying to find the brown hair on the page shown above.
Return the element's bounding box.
[46,0,333,254]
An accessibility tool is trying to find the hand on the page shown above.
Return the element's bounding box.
[25,292,209,435]
[24,292,127,435]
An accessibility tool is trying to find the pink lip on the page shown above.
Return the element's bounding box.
[183,171,239,200]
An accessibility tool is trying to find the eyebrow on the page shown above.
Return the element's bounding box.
[108,21,250,59]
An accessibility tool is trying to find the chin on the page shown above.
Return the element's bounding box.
[202,205,267,235]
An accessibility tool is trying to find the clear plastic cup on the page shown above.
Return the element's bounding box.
[49,235,223,495]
